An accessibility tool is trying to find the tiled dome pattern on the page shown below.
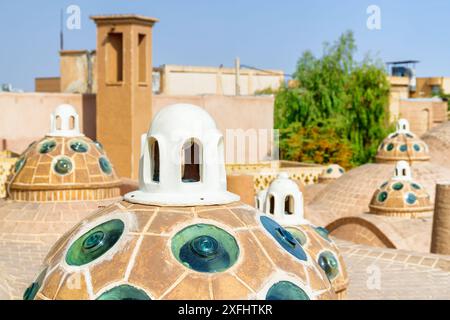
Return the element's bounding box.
[8,136,121,201]
[30,201,335,300]
[369,180,433,218]
[375,131,430,163]
[285,224,348,299]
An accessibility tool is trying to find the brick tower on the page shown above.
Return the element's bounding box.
[91,15,158,179]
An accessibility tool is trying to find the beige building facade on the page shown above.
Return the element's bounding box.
[388,76,448,135]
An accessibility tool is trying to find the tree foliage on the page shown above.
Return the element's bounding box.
[275,31,391,167]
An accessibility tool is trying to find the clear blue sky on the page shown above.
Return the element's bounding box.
[1,0,450,91]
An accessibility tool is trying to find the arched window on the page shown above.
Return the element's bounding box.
[56,116,62,130]
[269,195,275,215]
[181,138,201,183]
[150,138,160,182]
[69,116,75,130]
[217,137,226,185]
[284,195,294,215]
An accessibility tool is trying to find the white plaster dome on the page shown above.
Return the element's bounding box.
[125,103,239,206]
[149,103,218,136]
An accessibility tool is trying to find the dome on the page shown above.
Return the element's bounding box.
[369,161,433,218]
[307,119,450,228]
[149,103,217,137]
[28,104,338,300]
[7,104,121,201]
[125,103,239,206]
[256,172,348,298]
[0,105,121,299]
[319,164,345,183]
[29,202,334,300]
[375,119,430,163]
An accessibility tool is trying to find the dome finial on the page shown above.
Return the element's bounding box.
[124,103,239,206]
[393,160,412,181]
[396,119,410,134]
[257,172,306,225]
[47,104,83,137]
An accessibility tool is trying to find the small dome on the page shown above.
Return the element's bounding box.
[258,173,348,298]
[7,105,121,201]
[369,161,433,218]
[125,103,239,206]
[375,119,430,163]
[260,172,306,225]
[319,164,345,183]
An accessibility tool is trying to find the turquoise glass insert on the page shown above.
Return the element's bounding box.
[399,145,407,152]
[14,157,26,173]
[99,157,112,175]
[97,285,151,300]
[39,140,56,154]
[411,183,421,190]
[318,251,339,280]
[314,226,331,242]
[386,143,394,151]
[405,193,417,205]
[392,182,404,191]
[70,140,89,153]
[66,219,124,266]
[171,224,239,273]
[413,144,421,152]
[266,281,309,300]
[260,216,307,261]
[285,227,307,246]
[326,168,333,174]
[94,141,103,151]
[378,191,388,203]
[23,268,47,300]
[54,157,73,175]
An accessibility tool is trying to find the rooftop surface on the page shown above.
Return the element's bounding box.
[337,240,450,300]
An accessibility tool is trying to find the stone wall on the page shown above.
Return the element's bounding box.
[0,93,274,166]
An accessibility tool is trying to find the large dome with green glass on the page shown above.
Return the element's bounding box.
[29,104,336,300]
[29,201,335,300]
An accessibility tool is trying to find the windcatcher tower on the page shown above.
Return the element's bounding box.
[91,15,158,179]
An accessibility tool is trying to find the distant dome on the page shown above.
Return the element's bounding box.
[369,161,433,218]
[319,164,345,183]
[375,119,430,163]
[307,119,450,228]
[7,104,121,201]
[256,172,348,298]
[0,104,121,299]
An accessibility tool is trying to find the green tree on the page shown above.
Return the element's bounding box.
[275,31,391,167]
